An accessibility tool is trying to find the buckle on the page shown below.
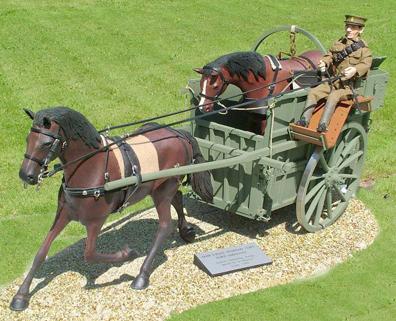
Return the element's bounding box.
[93,190,101,199]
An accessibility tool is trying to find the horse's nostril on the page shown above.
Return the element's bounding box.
[27,175,35,183]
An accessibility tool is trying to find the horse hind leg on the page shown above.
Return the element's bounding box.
[172,190,195,243]
[84,218,137,264]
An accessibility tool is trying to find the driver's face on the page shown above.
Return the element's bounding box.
[345,24,362,39]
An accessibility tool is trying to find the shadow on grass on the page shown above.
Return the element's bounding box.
[29,198,298,297]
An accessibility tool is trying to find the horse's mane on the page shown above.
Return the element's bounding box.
[203,51,266,81]
[33,106,101,149]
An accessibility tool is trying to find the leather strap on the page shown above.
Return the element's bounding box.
[333,40,365,64]
[62,183,105,199]
[62,137,142,200]
[267,55,281,96]
[24,153,45,166]
[30,127,63,141]
[114,136,142,207]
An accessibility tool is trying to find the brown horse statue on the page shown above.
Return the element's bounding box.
[11,106,213,311]
[194,50,322,134]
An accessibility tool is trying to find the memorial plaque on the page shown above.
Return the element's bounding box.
[194,243,272,276]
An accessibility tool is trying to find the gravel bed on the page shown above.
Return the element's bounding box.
[0,198,378,321]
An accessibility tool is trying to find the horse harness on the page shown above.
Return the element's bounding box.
[28,125,193,210]
[61,135,143,208]
[265,55,282,96]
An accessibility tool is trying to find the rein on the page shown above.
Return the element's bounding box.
[97,73,296,134]
[34,74,341,187]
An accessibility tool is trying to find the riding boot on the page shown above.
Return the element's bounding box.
[317,100,337,132]
[296,99,317,127]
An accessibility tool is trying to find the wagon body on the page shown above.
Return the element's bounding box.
[185,59,388,222]
[104,26,388,231]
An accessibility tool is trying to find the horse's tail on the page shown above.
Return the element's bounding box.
[178,129,213,203]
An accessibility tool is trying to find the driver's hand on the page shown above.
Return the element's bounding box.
[318,60,326,73]
[343,66,357,80]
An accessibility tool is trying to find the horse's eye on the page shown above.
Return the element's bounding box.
[41,141,52,149]
[209,76,218,85]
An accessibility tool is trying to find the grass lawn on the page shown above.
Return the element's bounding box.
[0,1,394,320]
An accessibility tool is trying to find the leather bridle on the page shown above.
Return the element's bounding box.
[24,127,66,185]
[198,67,230,102]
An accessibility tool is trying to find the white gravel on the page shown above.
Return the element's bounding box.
[0,198,379,321]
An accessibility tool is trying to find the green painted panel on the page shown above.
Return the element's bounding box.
[184,61,388,221]
[363,69,389,109]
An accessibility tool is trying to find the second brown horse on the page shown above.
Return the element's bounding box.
[194,50,322,134]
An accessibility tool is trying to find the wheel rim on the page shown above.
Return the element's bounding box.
[296,122,367,232]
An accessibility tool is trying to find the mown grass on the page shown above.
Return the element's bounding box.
[0,0,394,319]
[169,176,396,321]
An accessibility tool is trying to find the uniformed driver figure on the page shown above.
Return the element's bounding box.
[296,15,373,132]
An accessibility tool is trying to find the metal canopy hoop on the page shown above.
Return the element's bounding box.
[251,25,327,54]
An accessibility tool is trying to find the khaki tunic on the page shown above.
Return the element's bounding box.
[307,36,373,104]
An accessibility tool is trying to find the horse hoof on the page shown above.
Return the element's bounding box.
[131,274,149,290]
[180,225,196,243]
[10,295,29,311]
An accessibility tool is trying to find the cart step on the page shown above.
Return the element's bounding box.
[290,96,373,149]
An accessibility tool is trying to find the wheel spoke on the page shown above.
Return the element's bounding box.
[338,173,358,179]
[314,187,327,226]
[326,189,333,218]
[327,147,336,167]
[305,185,326,221]
[305,180,326,205]
[309,174,326,182]
[342,127,354,143]
[339,151,364,170]
[319,153,330,172]
[336,135,361,166]
[330,139,346,167]
[333,185,347,202]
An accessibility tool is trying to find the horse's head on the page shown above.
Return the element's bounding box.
[20,109,65,185]
[193,67,229,113]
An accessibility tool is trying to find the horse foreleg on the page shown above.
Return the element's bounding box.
[10,210,70,311]
[84,219,136,264]
[132,188,175,290]
[172,190,195,243]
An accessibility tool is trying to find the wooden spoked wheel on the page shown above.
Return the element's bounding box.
[296,122,368,232]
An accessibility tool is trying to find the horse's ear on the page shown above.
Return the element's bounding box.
[43,117,51,129]
[193,68,204,74]
[23,108,35,120]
